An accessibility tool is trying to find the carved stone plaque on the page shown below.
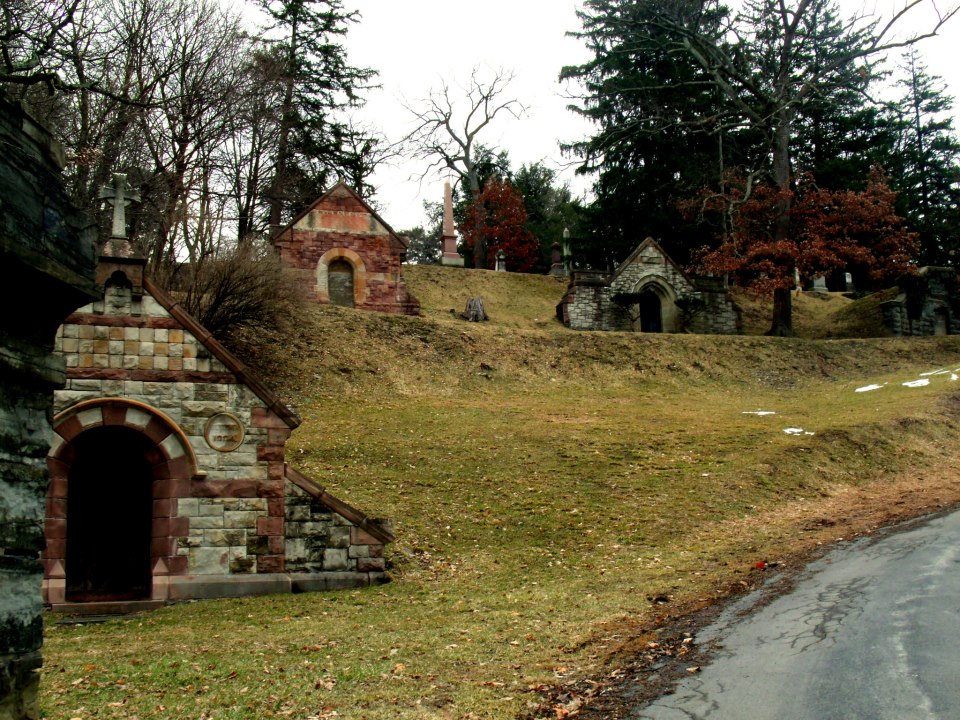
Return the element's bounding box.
[204,412,245,452]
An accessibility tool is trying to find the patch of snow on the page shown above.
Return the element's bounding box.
[920,369,948,376]
[742,410,776,415]
[952,374,959,382]
[855,384,884,393]
[784,428,805,435]
[902,379,930,388]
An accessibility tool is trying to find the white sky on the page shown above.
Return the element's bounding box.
[343,0,960,232]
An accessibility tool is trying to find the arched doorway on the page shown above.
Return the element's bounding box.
[65,426,154,601]
[327,259,355,307]
[638,290,663,333]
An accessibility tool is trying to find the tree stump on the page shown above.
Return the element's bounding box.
[460,296,489,322]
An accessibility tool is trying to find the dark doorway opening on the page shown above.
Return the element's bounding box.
[328,259,355,307]
[66,426,154,602]
[638,290,663,333]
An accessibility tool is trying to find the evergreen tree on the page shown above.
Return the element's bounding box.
[888,50,960,267]
[256,0,375,226]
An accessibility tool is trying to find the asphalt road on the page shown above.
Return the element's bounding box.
[633,509,960,719]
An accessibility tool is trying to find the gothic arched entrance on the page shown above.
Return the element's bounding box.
[638,290,663,333]
[66,426,154,601]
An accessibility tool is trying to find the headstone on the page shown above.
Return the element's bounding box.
[811,275,829,293]
[495,250,507,272]
[549,242,565,276]
[844,272,854,292]
[440,180,464,267]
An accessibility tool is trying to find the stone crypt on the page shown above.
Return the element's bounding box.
[42,177,393,612]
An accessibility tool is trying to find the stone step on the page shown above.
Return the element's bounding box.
[49,599,166,619]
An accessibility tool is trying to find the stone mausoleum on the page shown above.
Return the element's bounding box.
[557,237,740,334]
[880,266,960,336]
[42,192,393,612]
[272,182,420,315]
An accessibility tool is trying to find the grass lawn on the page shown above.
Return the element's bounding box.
[42,268,960,719]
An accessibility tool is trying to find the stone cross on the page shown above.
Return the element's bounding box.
[99,172,140,239]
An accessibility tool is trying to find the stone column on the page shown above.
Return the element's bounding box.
[495,250,507,272]
[0,99,98,719]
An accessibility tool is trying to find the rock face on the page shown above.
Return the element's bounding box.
[0,98,99,720]
[272,182,420,315]
[556,237,740,335]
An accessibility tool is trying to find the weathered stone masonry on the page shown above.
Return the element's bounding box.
[272,182,420,315]
[557,237,740,335]
[46,262,393,608]
[0,98,99,720]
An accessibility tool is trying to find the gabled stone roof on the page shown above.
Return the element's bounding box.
[142,276,301,430]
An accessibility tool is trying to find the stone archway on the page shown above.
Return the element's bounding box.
[44,399,198,605]
[315,248,368,307]
[632,279,681,333]
[327,259,355,307]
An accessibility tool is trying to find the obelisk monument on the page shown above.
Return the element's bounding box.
[440,180,464,267]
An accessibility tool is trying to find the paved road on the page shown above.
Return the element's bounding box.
[634,510,960,719]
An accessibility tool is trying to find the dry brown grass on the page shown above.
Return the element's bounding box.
[42,266,960,720]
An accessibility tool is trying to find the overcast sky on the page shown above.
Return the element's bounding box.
[343,0,960,232]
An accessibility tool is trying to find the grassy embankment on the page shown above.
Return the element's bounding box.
[43,267,960,720]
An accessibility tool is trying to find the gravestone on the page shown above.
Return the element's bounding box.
[496,250,507,272]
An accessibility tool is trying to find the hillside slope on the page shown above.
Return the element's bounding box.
[43,266,960,720]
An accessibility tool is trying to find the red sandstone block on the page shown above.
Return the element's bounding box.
[45,539,65,558]
[257,516,284,536]
[101,404,127,427]
[145,447,167,469]
[45,518,67,540]
[154,478,173,499]
[152,517,170,537]
[192,480,259,498]
[143,417,171,444]
[152,498,172,518]
[351,528,380,545]
[267,498,284,516]
[163,456,190,480]
[357,557,385,572]
[256,445,284,462]
[169,516,189,536]
[46,457,70,480]
[258,478,285,498]
[151,537,174,557]
[170,477,191,497]
[46,497,67,520]
[267,462,285,481]
[251,407,289,428]
[56,415,82,442]
[268,536,285,554]
[166,555,188,575]
[257,555,284,574]
[268,428,291,445]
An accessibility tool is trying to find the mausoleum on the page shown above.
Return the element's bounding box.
[881,266,960,336]
[557,237,740,334]
[271,182,420,314]
[43,181,393,612]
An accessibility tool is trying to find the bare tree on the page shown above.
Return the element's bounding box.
[402,67,525,268]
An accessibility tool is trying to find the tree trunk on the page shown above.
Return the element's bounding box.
[460,296,488,322]
[767,287,793,336]
[767,110,796,337]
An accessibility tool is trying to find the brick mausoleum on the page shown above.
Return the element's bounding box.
[557,237,740,335]
[272,182,420,315]
[43,233,393,611]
